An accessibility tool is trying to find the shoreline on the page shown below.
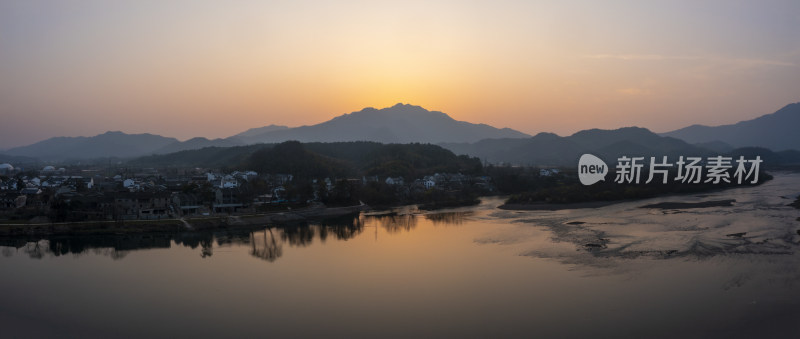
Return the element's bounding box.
[498,200,623,211]
[497,178,776,211]
[0,204,370,237]
[498,196,741,211]
[639,199,736,209]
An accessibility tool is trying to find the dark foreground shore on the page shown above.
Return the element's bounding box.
[0,204,369,237]
[498,200,623,211]
[499,198,739,211]
[639,199,736,209]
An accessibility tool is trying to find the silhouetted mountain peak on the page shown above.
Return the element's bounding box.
[232,124,290,139]
[340,103,450,120]
[6,131,178,160]
[572,126,651,137]
[95,130,163,139]
[767,102,799,117]
[388,102,426,110]
[531,132,561,141]
[237,104,528,144]
[440,126,708,166]
[663,102,800,151]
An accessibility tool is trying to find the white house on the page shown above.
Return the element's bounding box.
[0,163,13,175]
[540,169,560,176]
[220,179,237,188]
[385,177,404,185]
[123,178,135,188]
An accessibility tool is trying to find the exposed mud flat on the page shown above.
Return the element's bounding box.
[640,199,736,209]
[486,172,800,266]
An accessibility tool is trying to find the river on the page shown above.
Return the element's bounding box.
[2,172,799,338]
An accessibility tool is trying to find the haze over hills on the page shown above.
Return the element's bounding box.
[4,102,799,163]
[234,103,530,144]
[231,124,289,140]
[0,153,38,165]
[154,137,244,155]
[3,104,530,160]
[662,102,800,151]
[3,133,245,161]
[3,131,177,161]
[440,127,714,166]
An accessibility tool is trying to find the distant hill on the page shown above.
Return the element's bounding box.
[728,147,800,167]
[0,153,39,166]
[154,137,244,155]
[130,144,267,168]
[441,127,713,166]
[235,103,530,144]
[303,142,483,179]
[132,141,482,180]
[244,141,353,179]
[231,124,289,140]
[662,102,800,151]
[7,132,245,161]
[693,141,735,154]
[12,102,798,162]
[5,104,528,161]
[5,131,178,161]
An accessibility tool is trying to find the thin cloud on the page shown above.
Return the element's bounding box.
[584,54,795,67]
[729,58,795,67]
[586,54,699,61]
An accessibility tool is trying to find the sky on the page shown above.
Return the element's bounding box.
[1,0,799,148]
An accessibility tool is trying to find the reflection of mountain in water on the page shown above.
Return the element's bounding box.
[0,210,470,262]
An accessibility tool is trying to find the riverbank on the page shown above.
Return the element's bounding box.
[0,204,369,237]
[640,199,736,209]
[498,200,622,211]
[499,174,774,211]
[499,194,741,211]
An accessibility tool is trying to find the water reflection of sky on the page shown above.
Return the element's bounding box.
[0,210,476,263]
[1,174,799,338]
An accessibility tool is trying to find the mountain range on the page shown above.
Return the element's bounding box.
[2,104,529,161]
[3,131,178,161]
[1,102,799,163]
[661,102,800,151]
[440,127,714,166]
[231,103,530,145]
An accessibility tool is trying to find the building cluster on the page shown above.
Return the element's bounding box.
[0,164,266,221]
[0,162,494,222]
[364,172,493,194]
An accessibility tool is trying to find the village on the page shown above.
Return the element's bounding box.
[0,162,495,223]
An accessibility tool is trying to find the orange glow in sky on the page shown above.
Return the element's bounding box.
[1,0,799,147]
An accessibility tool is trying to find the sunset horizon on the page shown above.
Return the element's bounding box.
[2,1,800,338]
[2,0,799,148]
[2,100,799,149]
